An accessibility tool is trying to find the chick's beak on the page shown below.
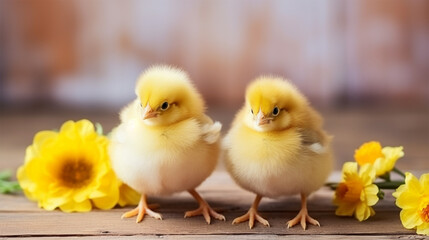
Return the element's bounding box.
[256,110,271,126]
[142,105,158,119]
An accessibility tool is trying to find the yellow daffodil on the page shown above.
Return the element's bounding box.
[334,162,379,221]
[393,172,429,236]
[17,119,138,212]
[354,141,404,176]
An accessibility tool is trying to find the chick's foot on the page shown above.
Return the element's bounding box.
[286,193,320,230]
[185,189,226,224]
[232,195,270,229]
[121,194,162,223]
[232,208,270,229]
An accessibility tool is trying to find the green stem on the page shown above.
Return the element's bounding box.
[392,167,406,178]
[380,172,391,182]
[325,182,339,190]
[375,181,404,189]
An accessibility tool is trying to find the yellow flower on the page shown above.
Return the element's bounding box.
[334,162,379,221]
[17,119,137,212]
[118,183,140,207]
[393,172,429,236]
[354,141,404,176]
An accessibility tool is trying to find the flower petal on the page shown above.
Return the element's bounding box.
[75,119,96,139]
[416,222,429,236]
[73,187,93,203]
[59,120,77,138]
[379,146,403,175]
[32,131,58,157]
[400,209,423,229]
[355,202,373,221]
[359,163,376,185]
[118,184,140,207]
[59,199,92,212]
[43,184,72,210]
[392,184,406,199]
[335,202,356,216]
[364,184,379,206]
[404,172,422,194]
[92,192,119,210]
[395,189,421,209]
[373,157,386,176]
[420,173,429,195]
[342,162,358,181]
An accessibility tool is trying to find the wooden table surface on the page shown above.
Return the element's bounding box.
[0,170,422,239]
[0,106,428,239]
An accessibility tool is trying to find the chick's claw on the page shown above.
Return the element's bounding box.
[185,189,226,224]
[286,209,319,230]
[286,193,320,230]
[232,208,270,229]
[121,195,162,223]
[184,204,225,224]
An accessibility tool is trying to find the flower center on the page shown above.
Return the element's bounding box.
[420,204,429,223]
[337,180,363,203]
[60,160,92,188]
[354,141,384,166]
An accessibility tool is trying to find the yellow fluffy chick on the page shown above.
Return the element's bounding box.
[109,65,225,224]
[223,76,333,229]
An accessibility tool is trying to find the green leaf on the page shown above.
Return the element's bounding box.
[377,189,385,200]
[0,170,12,180]
[95,122,103,135]
[0,179,21,194]
[0,170,21,194]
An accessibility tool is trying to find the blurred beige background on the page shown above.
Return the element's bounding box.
[0,0,428,171]
[1,0,428,108]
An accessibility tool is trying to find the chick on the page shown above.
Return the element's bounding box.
[223,76,333,229]
[109,65,225,224]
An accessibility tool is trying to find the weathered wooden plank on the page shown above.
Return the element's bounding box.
[3,235,424,240]
[0,171,399,213]
[0,209,410,237]
[0,171,406,237]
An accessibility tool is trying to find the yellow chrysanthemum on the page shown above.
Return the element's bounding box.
[17,119,138,212]
[354,141,404,176]
[333,162,379,221]
[393,172,429,236]
[118,183,140,207]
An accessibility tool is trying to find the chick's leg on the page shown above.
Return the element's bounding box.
[232,194,270,229]
[184,189,226,224]
[121,194,162,223]
[286,193,320,230]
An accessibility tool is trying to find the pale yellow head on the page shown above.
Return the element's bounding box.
[135,65,205,126]
[244,76,308,132]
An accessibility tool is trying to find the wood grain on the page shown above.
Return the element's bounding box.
[0,171,414,238]
[0,108,426,238]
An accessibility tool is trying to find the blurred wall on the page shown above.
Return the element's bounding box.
[1,0,428,108]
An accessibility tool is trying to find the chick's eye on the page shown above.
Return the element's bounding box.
[272,107,279,116]
[160,102,169,111]
[250,109,254,114]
